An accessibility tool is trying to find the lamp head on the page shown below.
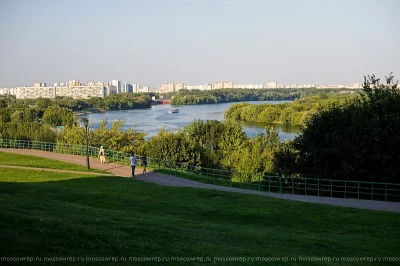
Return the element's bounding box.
[80,117,89,128]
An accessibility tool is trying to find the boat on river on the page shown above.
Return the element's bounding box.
[168,109,179,114]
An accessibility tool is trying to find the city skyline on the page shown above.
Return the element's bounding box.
[1,78,363,89]
[0,0,399,87]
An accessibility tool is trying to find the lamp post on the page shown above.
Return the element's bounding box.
[80,117,90,169]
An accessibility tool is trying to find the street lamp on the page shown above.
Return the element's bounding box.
[80,117,90,169]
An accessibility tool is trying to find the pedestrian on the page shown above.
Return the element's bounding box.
[130,153,137,178]
[142,155,147,176]
[99,146,106,164]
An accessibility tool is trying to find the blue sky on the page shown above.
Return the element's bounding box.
[0,0,399,87]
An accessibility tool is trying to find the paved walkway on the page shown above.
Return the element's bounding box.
[1,148,400,213]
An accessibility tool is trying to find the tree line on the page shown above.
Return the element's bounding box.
[3,92,153,112]
[225,93,358,126]
[168,88,358,105]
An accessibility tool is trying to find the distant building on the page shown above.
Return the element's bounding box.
[161,83,184,92]
[175,83,184,91]
[16,85,106,99]
[266,81,277,89]
[0,88,17,96]
[212,82,234,89]
[111,80,121,93]
[68,80,80,87]
[122,83,133,93]
[234,84,264,89]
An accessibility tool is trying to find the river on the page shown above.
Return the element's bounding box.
[82,101,300,140]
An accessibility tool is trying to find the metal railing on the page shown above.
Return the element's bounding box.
[0,138,399,202]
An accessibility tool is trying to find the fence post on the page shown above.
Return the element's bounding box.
[279,177,282,194]
[371,183,374,200]
[291,178,295,195]
[258,175,261,191]
[344,181,347,198]
[318,179,320,197]
[305,179,307,195]
[331,180,333,197]
[358,182,360,200]
[268,176,271,192]
[385,184,387,201]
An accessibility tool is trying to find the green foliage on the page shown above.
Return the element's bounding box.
[59,119,147,155]
[146,128,199,167]
[0,122,57,142]
[9,109,41,123]
[230,127,281,182]
[146,119,283,179]
[168,88,358,105]
[273,141,299,176]
[8,93,154,112]
[184,120,226,168]
[42,104,75,127]
[293,74,400,183]
[225,93,358,126]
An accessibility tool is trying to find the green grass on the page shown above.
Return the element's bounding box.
[0,152,106,173]
[1,167,399,265]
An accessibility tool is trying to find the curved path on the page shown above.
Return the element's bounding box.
[1,148,400,213]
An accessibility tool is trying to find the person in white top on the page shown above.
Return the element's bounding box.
[129,153,137,178]
[99,146,106,164]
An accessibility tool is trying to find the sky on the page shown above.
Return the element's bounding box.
[0,0,399,87]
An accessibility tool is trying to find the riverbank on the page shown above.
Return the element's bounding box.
[73,108,107,116]
[73,101,160,116]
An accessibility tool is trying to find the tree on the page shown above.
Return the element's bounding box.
[293,73,400,183]
[42,104,75,127]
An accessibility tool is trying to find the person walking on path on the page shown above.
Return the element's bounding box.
[130,153,137,178]
[99,146,106,164]
[142,155,147,176]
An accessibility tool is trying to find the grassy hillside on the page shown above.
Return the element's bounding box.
[0,167,399,265]
[0,152,106,173]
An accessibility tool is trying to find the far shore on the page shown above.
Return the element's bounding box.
[72,102,160,116]
[73,108,107,116]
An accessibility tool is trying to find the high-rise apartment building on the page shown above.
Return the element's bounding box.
[212,82,234,89]
[161,83,184,92]
[122,83,133,93]
[266,81,277,88]
[111,80,121,93]
[69,80,80,86]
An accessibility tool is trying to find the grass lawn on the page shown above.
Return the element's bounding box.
[0,152,106,173]
[0,167,399,265]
